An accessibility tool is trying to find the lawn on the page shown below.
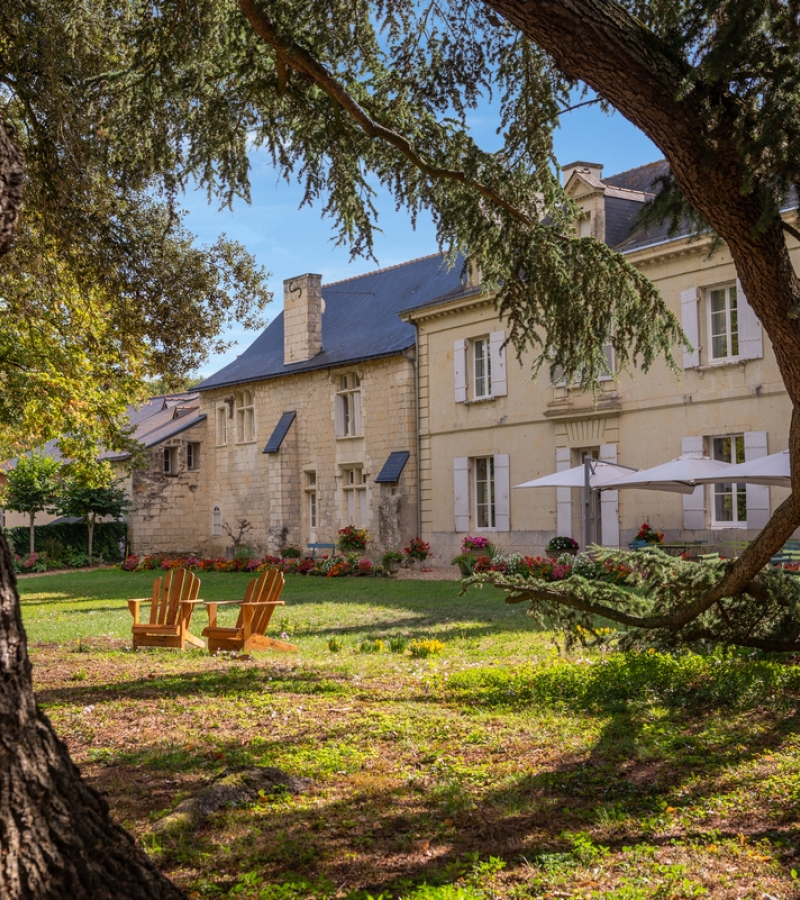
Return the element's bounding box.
[16,568,800,899]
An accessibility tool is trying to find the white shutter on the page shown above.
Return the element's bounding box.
[493,454,510,531]
[489,331,507,397]
[599,443,620,547]
[682,435,705,529]
[736,278,763,360]
[744,430,770,530]
[334,395,345,437]
[454,457,470,531]
[556,447,572,537]
[681,287,700,369]
[454,339,466,403]
[352,389,363,435]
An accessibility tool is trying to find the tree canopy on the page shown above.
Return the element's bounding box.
[0,1,273,464]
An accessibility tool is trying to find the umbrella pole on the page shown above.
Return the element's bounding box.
[584,456,592,551]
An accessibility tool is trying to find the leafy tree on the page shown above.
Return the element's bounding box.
[3,0,800,895]
[93,0,800,648]
[1,452,61,555]
[0,0,273,464]
[55,464,131,565]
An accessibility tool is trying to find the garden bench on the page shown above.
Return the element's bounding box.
[307,542,336,557]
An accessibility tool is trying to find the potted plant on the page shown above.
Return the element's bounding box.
[403,537,430,570]
[632,522,664,547]
[337,525,369,553]
[545,536,579,558]
[382,549,403,574]
[451,535,495,576]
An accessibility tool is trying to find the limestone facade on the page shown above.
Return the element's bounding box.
[404,161,795,561]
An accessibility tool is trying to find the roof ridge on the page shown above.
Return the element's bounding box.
[322,252,444,289]
[605,159,668,183]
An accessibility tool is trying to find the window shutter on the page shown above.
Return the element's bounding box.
[454,339,466,403]
[493,454,510,531]
[453,457,470,531]
[556,447,572,537]
[334,395,345,437]
[681,436,705,529]
[744,430,770,529]
[599,443,620,547]
[489,331,507,397]
[680,287,700,369]
[736,278,763,360]
[352,389,363,435]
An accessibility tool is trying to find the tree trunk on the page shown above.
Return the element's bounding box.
[87,518,95,566]
[28,511,35,557]
[0,534,187,899]
[487,0,800,587]
[0,118,23,256]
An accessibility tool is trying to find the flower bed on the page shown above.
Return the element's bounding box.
[119,551,385,578]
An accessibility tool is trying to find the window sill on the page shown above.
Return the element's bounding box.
[233,440,257,446]
[336,434,364,440]
[463,396,495,405]
[710,523,748,530]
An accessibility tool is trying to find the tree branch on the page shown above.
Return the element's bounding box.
[236,0,535,228]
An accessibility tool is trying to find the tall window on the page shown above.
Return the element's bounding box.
[187,443,200,471]
[472,338,492,399]
[342,466,367,526]
[712,435,747,525]
[335,374,362,437]
[216,406,228,446]
[709,284,739,361]
[236,390,255,442]
[212,504,222,536]
[474,456,496,529]
[305,471,318,530]
[163,446,176,475]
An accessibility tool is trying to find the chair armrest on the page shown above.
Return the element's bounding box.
[127,599,147,624]
[239,601,285,608]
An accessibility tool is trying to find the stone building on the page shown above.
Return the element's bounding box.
[171,254,466,558]
[403,160,794,562]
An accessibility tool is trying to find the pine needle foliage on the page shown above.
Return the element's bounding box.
[466,548,800,652]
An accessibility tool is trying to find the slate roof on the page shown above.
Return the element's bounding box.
[4,393,205,468]
[196,254,465,392]
[104,393,205,461]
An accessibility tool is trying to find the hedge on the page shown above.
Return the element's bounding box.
[4,521,127,562]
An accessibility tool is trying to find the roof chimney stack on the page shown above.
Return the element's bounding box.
[283,273,323,365]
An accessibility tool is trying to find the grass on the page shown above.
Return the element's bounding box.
[17,568,800,899]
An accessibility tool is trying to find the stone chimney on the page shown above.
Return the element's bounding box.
[283,273,323,365]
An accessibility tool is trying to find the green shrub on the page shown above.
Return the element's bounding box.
[5,520,126,562]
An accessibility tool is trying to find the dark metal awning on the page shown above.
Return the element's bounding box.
[263,411,297,454]
[375,450,410,483]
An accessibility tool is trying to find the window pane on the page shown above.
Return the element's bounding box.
[729,287,739,356]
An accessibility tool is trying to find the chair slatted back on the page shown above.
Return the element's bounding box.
[148,568,200,625]
[235,568,285,633]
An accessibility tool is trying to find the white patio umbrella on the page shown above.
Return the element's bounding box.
[515,460,638,548]
[692,449,790,488]
[514,459,637,490]
[599,455,732,494]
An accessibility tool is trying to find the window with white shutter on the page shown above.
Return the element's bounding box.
[556,447,572,537]
[682,436,706,529]
[599,444,620,547]
[681,287,700,369]
[744,431,769,529]
[453,457,470,531]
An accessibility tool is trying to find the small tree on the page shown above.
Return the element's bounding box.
[56,465,131,565]
[1,452,61,555]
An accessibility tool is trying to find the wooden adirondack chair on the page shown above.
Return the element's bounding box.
[202,567,298,654]
[128,568,205,650]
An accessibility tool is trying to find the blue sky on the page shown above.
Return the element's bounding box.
[183,102,659,377]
